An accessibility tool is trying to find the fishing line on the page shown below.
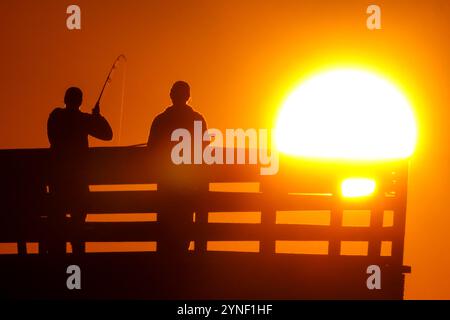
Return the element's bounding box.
[117,60,127,145]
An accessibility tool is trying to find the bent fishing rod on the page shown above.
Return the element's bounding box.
[93,54,127,114]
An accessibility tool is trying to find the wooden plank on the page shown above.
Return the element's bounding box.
[31,222,395,242]
[83,191,400,213]
[0,222,397,243]
[86,191,162,213]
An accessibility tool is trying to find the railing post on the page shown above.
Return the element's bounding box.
[368,190,383,257]
[391,164,409,265]
[329,195,343,256]
[195,209,208,253]
[260,177,277,254]
[329,178,344,256]
[17,241,27,255]
[194,179,209,254]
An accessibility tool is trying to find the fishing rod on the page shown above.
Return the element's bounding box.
[93,54,127,114]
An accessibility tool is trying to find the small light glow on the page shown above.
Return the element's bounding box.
[341,178,376,198]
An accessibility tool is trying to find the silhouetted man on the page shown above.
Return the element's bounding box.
[147,81,207,256]
[47,87,113,254]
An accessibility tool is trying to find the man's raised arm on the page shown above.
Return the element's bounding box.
[87,104,113,141]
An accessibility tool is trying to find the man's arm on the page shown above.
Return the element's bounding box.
[147,115,162,149]
[201,117,207,132]
[86,113,113,141]
[47,109,59,147]
[147,120,155,147]
[199,115,209,151]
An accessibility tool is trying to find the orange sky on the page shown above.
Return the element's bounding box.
[1,0,450,299]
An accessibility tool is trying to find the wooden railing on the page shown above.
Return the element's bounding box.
[0,146,411,299]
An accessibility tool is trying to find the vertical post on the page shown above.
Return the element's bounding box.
[329,195,343,256]
[195,209,208,253]
[391,163,409,265]
[194,175,209,254]
[17,241,27,255]
[260,177,277,254]
[368,191,383,257]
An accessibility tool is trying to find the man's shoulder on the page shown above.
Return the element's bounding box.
[152,105,206,125]
[48,107,65,120]
[49,108,93,123]
[152,107,172,123]
[174,105,205,121]
[50,107,65,115]
[191,109,206,122]
[79,110,94,119]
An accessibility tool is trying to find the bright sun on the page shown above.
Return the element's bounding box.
[275,69,417,160]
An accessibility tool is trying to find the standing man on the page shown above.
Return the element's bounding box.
[147,81,208,256]
[47,87,113,254]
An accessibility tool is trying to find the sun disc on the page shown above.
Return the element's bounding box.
[275,69,417,160]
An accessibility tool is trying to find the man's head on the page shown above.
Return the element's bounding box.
[170,81,190,106]
[64,87,83,110]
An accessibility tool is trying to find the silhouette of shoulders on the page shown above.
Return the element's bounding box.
[48,107,113,150]
[155,104,205,124]
[148,104,207,147]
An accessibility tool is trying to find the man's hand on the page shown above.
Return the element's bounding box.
[92,101,100,115]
